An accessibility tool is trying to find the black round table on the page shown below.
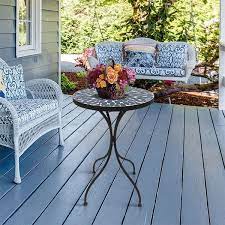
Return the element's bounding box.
[73,87,154,207]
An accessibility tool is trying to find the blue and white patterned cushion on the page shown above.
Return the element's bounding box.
[10,99,58,125]
[125,51,155,68]
[0,62,27,100]
[129,67,185,77]
[156,43,188,69]
[96,42,124,65]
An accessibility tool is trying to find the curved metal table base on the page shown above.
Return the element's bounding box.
[84,111,142,207]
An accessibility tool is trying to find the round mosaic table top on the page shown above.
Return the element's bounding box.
[73,87,154,112]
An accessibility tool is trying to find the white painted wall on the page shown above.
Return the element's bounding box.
[219,0,225,109]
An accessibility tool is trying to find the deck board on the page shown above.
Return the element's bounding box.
[0,96,224,225]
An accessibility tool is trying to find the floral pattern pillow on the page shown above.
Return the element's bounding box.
[96,42,124,65]
[156,43,188,69]
[0,62,27,100]
[125,51,155,68]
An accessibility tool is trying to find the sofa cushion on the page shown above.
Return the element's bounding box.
[156,43,188,69]
[130,67,185,77]
[0,63,27,100]
[125,51,155,68]
[96,42,124,65]
[10,99,58,125]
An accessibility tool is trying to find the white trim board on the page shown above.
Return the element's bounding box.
[219,0,225,110]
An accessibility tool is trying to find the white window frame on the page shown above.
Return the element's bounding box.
[16,0,42,58]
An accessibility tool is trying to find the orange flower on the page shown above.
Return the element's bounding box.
[96,78,107,88]
[114,64,122,72]
[107,66,114,74]
[96,74,107,88]
[107,71,118,84]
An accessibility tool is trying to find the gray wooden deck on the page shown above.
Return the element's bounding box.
[0,95,225,225]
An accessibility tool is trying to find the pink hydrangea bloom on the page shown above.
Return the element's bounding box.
[124,68,136,83]
[83,47,96,58]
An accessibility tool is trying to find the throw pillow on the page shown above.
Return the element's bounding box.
[124,44,156,54]
[0,70,6,98]
[124,38,158,48]
[96,42,124,65]
[2,64,27,100]
[125,51,155,68]
[156,43,188,69]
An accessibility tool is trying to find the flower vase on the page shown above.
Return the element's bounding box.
[96,84,125,100]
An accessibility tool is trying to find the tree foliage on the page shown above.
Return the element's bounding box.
[61,0,132,53]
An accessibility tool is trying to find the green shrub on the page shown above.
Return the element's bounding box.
[76,71,87,78]
[61,74,77,93]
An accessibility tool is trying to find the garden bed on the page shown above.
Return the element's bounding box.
[61,72,87,95]
[62,72,218,108]
[155,91,218,108]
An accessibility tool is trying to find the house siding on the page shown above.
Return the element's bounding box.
[0,0,59,83]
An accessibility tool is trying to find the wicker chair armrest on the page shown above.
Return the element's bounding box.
[25,79,63,107]
[0,97,19,128]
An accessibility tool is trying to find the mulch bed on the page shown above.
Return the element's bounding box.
[133,79,218,108]
[155,91,218,108]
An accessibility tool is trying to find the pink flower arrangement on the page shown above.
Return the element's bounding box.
[87,64,136,99]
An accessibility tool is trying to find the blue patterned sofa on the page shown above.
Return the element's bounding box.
[88,38,197,82]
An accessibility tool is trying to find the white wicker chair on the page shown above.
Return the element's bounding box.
[0,58,64,184]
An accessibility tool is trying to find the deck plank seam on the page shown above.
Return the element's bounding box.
[65,111,98,141]
[62,105,79,117]
[179,107,186,225]
[62,108,87,128]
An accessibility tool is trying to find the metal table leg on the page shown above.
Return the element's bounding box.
[84,111,142,207]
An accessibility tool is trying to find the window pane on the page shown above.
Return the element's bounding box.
[19,21,32,46]
[18,0,32,46]
[19,0,31,20]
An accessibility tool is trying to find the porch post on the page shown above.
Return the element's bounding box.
[58,0,62,85]
[219,0,225,110]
